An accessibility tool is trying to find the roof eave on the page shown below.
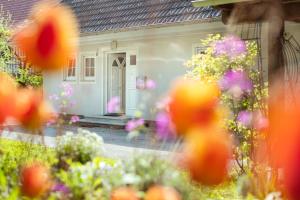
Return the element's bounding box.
[79,17,222,37]
[192,0,252,7]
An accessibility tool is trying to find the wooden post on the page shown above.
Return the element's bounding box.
[267,0,284,85]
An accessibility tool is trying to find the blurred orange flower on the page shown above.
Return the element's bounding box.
[181,127,232,185]
[111,187,140,200]
[267,84,300,200]
[168,79,221,135]
[0,72,17,124]
[13,2,78,70]
[20,163,52,198]
[13,89,54,131]
[145,185,181,200]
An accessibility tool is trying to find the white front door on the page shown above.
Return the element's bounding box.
[108,53,126,113]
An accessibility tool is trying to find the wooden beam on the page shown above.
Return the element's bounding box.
[191,0,252,7]
[220,1,300,23]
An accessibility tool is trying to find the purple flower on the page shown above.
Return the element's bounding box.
[52,183,70,194]
[214,36,247,58]
[49,94,59,101]
[237,110,253,127]
[155,112,175,140]
[125,118,144,132]
[145,79,156,90]
[107,96,120,113]
[136,77,145,90]
[61,83,74,97]
[70,115,80,123]
[219,70,253,98]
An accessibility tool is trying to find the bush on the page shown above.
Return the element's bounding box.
[0,139,56,200]
[55,157,115,200]
[56,129,104,166]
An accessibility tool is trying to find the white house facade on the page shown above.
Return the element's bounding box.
[43,0,300,121]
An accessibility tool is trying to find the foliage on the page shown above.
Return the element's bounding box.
[0,10,13,70]
[87,154,203,200]
[186,34,268,173]
[56,129,104,165]
[0,138,56,200]
[15,67,43,87]
[55,157,115,200]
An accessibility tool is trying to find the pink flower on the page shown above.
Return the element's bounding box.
[219,70,253,99]
[156,97,171,110]
[214,35,247,59]
[125,118,144,132]
[136,77,145,90]
[61,83,74,97]
[145,79,156,90]
[70,115,80,123]
[253,112,268,131]
[49,94,59,101]
[107,96,120,113]
[155,112,175,140]
[237,110,253,127]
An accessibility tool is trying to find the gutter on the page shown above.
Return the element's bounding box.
[192,0,253,7]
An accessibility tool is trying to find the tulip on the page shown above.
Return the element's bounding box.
[0,72,17,124]
[13,2,78,70]
[20,163,52,198]
[145,185,181,200]
[181,127,232,185]
[168,79,220,135]
[13,89,54,131]
[267,84,300,200]
[111,187,139,200]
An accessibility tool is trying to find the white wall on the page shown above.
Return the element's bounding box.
[43,22,226,120]
[43,21,300,120]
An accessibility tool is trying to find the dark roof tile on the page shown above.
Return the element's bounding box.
[1,0,221,33]
[61,0,221,33]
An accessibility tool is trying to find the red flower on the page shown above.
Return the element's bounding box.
[267,84,300,200]
[0,72,17,124]
[111,187,140,200]
[20,163,52,198]
[181,127,232,185]
[13,2,78,70]
[168,79,221,135]
[13,89,54,131]
[145,185,181,200]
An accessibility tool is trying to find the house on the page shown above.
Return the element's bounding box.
[1,0,300,122]
[44,0,226,121]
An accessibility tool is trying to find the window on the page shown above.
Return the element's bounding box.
[82,56,96,81]
[64,58,76,81]
[192,43,206,55]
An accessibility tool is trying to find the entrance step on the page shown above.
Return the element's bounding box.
[77,115,131,128]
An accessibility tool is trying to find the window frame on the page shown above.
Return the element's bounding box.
[192,43,206,56]
[81,53,96,82]
[63,57,77,82]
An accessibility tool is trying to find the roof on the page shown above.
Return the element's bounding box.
[61,0,221,34]
[0,0,221,33]
[0,0,41,24]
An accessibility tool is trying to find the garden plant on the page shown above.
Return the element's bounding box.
[0,1,299,200]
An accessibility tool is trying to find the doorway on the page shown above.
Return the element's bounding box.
[107,53,126,115]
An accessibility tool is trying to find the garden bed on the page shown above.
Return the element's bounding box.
[0,131,246,200]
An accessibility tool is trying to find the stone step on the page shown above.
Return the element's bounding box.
[77,116,131,128]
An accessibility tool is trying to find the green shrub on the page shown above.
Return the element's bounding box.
[56,129,104,166]
[55,157,116,200]
[0,138,56,200]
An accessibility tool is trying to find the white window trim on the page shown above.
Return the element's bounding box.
[80,52,97,82]
[63,57,77,82]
